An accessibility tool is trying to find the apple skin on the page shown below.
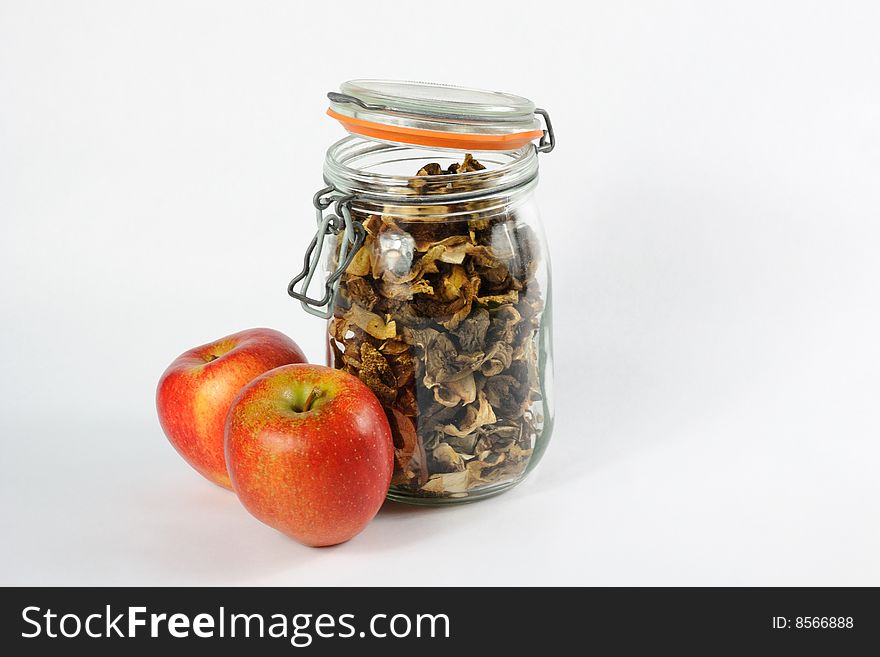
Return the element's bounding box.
[225,364,394,547]
[156,328,307,489]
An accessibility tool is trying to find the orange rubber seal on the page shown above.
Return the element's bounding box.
[327,108,544,151]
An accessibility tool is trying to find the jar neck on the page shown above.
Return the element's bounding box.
[322,137,539,207]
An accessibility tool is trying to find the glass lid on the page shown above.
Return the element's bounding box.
[327,79,548,151]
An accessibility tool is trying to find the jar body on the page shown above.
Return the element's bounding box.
[323,139,553,504]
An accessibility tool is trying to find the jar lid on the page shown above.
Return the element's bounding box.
[327,79,550,152]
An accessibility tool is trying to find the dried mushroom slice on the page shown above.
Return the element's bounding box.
[358,342,397,403]
[451,307,490,352]
[441,393,497,438]
[458,153,486,173]
[344,304,397,341]
[341,275,379,310]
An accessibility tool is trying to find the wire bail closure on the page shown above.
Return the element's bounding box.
[287,186,366,319]
[534,108,555,154]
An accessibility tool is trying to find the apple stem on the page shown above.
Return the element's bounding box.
[302,387,320,412]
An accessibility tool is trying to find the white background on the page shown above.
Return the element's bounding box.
[2,0,879,586]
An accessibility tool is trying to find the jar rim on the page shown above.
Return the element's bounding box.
[323,136,539,204]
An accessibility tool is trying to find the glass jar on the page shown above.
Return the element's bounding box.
[290,80,555,505]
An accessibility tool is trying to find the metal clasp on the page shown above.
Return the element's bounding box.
[535,108,555,154]
[327,91,388,112]
[287,186,366,319]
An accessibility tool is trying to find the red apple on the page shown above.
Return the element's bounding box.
[156,328,307,489]
[225,364,393,547]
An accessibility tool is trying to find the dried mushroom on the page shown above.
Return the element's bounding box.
[329,153,545,497]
